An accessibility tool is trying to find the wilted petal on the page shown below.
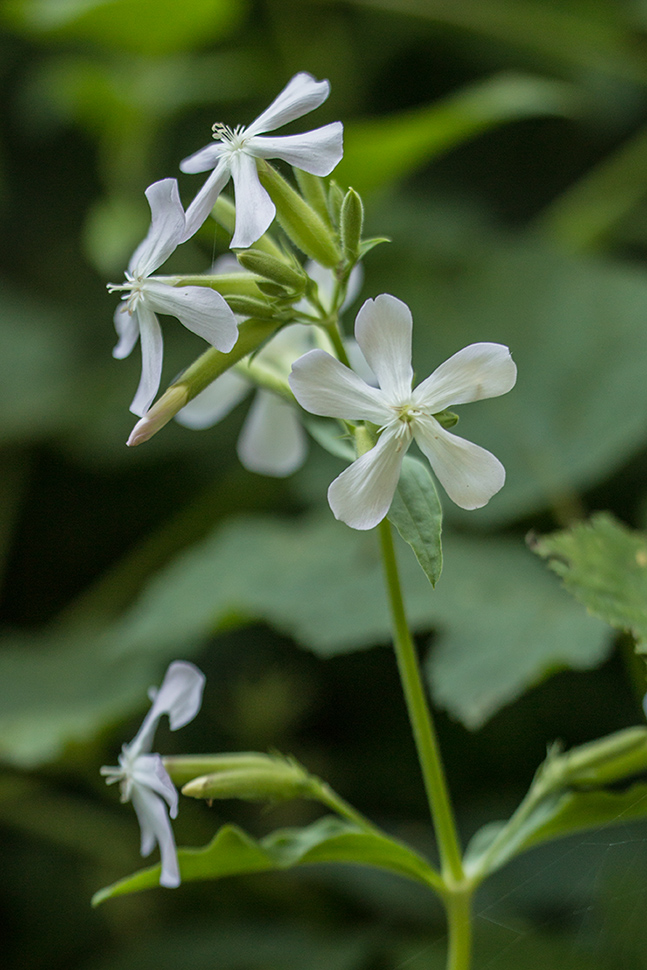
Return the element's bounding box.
[238,390,307,476]
[129,179,186,279]
[290,349,388,423]
[129,661,206,757]
[247,123,343,175]
[144,280,238,352]
[113,303,139,360]
[130,304,164,417]
[182,158,231,242]
[246,72,330,136]
[131,784,181,888]
[176,370,250,429]
[328,429,405,530]
[354,295,413,402]
[229,151,276,248]
[414,416,505,510]
[414,343,517,412]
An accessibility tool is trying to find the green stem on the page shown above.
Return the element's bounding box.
[377,518,464,884]
[446,887,473,970]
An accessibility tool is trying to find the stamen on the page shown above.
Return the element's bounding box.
[211,123,246,147]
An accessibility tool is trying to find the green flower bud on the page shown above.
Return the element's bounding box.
[258,162,340,269]
[213,197,284,259]
[237,250,307,292]
[164,752,282,787]
[433,409,459,430]
[225,295,280,319]
[340,187,363,263]
[294,169,332,225]
[181,755,315,803]
[559,727,647,789]
[327,180,345,228]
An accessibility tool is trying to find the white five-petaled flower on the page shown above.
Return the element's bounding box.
[289,293,517,531]
[179,72,343,248]
[101,661,206,888]
[108,178,239,417]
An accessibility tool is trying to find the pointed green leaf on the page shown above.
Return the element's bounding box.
[93,816,440,904]
[388,456,443,587]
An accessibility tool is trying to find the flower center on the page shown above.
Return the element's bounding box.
[212,122,248,152]
[392,401,424,439]
[107,273,144,313]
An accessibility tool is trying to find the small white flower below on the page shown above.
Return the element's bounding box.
[101,661,206,888]
[289,293,517,530]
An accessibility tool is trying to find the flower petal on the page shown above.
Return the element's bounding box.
[413,416,506,510]
[129,304,164,417]
[130,784,181,888]
[128,661,206,758]
[144,280,238,352]
[246,73,331,137]
[414,342,517,412]
[182,158,231,242]
[129,179,186,279]
[179,142,227,174]
[328,428,405,530]
[131,754,178,816]
[289,349,388,423]
[246,123,343,176]
[237,390,307,476]
[112,303,139,360]
[229,151,276,248]
[175,370,251,429]
[354,295,414,403]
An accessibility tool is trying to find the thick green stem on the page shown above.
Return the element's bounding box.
[446,888,473,970]
[378,518,463,883]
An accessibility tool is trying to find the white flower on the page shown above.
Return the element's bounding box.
[289,293,517,530]
[100,661,206,888]
[108,178,239,417]
[179,72,343,248]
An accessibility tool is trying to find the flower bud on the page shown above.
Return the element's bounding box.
[559,727,647,789]
[258,162,340,269]
[340,188,363,263]
[237,251,307,292]
[181,755,315,803]
[294,169,331,224]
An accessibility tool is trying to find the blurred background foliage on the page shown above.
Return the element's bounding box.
[3,0,647,967]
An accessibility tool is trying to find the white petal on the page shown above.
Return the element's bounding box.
[129,305,163,417]
[179,142,226,174]
[129,179,185,279]
[182,158,231,242]
[176,370,250,429]
[289,349,388,423]
[144,280,238,352]
[112,303,139,359]
[131,754,178,816]
[246,123,343,176]
[131,784,181,888]
[354,295,413,403]
[229,151,276,248]
[128,661,206,758]
[414,417,506,510]
[328,428,405,530]
[414,343,517,412]
[245,73,330,137]
[237,390,307,477]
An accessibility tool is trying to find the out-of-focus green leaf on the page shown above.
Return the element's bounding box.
[3,0,246,54]
[92,815,438,904]
[531,513,647,648]
[0,511,609,766]
[388,456,443,588]
[337,73,578,195]
[371,230,647,526]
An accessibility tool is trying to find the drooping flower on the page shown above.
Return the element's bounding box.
[289,293,517,530]
[108,179,239,416]
[175,261,364,476]
[100,661,206,888]
[179,72,343,248]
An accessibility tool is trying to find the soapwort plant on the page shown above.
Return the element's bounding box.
[97,73,647,970]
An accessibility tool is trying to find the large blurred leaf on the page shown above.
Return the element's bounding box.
[3,0,246,54]
[0,512,609,765]
[531,513,647,648]
[93,815,437,904]
[337,73,578,195]
[371,231,647,526]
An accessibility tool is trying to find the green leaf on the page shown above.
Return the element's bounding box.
[531,513,647,647]
[388,456,443,587]
[337,73,578,195]
[92,816,439,904]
